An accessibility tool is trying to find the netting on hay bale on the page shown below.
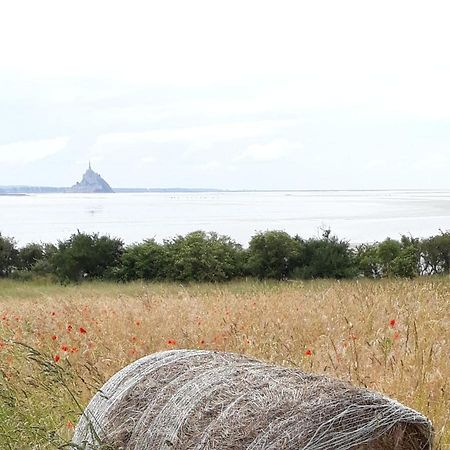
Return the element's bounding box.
[72,349,433,450]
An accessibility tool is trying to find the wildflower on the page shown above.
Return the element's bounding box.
[54,354,60,363]
[79,326,87,334]
[61,344,69,352]
[67,420,75,430]
[51,312,56,317]
[389,319,396,328]
[67,324,73,333]
[135,320,141,326]
[200,339,205,345]
[131,336,137,342]
[70,347,78,353]
[51,335,58,341]
[167,339,177,345]
[304,349,313,356]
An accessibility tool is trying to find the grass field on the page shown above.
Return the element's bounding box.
[0,277,449,449]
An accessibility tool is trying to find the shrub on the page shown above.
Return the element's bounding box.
[355,243,382,278]
[420,231,450,275]
[165,231,244,282]
[377,238,402,276]
[52,232,124,282]
[390,245,419,278]
[246,231,300,279]
[0,233,19,277]
[295,230,356,279]
[119,240,169,281]
[18,243,45,271]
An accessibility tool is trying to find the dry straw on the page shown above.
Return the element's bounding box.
[72,349,433,449]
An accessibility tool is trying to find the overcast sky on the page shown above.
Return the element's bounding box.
[0,0,449,189]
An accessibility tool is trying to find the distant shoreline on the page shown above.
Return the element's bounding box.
[1,186,449,194]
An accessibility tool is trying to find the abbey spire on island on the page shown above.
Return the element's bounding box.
[68,162,114,193]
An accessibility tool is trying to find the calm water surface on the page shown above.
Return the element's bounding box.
[1,190,450,245]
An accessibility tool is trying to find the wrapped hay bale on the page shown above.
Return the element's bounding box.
[72,349,433,449]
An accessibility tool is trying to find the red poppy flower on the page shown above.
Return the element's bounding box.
[304,349,313,356]
[389,319,396,328]
[167,339,176,345]
[54,354,60,363]
[79,327,87,334]
[51,335,58,341]
[67,420,74,430]
[61,344,69,352]
[70,347,78,353]
[67,325,73,332]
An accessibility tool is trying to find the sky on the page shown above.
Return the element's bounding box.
[0,0,449,189]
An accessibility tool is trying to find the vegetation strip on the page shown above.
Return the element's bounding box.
[1,229,449,282]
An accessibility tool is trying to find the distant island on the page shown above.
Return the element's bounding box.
[0,163,223,194]
[68,162,114,193]
[0,163,113,194]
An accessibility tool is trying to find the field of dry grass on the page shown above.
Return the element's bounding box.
[0,277,449,449]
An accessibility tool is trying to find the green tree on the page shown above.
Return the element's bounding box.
[420,231,450,275]
[18,243,44,271]
[355,243,382,278]
[119,239,169,281]
[246,230,300,279]
[391,245,419,278]
[377,238,402,276]
[165,231,244,282]
[0,233,19,277]
[31,244,58,276]
[52,232,124,282]
[295,230,356,279]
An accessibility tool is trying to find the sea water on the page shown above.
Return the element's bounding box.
[1,190,450,246]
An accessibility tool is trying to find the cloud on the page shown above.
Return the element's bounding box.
[141,155,157,164]
[235,139,301,162]
[95,120,296,147]
[195,161,221,171]
[0,137,68,164]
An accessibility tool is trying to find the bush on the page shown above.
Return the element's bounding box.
[355,243,382,278]
[165,231,244,282]
[246,231,300,279]
[9,270,34,282]
[295,230,356,279]
[391,245,419,278]
[377,238,402,276]
[356,237,421,278]
[0,233,19,277]
[119,240,169,281]
[18,243,45,271]
[52,232,124,282]
[421,231,450,275]
[2,229,450,282]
